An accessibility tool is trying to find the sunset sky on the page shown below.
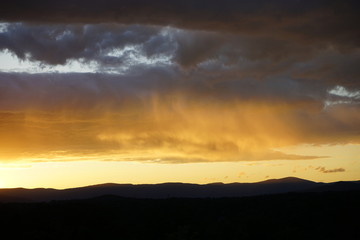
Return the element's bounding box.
[0,0,359,189]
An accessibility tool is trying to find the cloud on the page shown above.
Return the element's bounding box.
[1,23,359,91]
[0,1,358,164]
[0,1,359,48]
[0,72,359,163]
[0,24,163,66]
[315,167,346,173]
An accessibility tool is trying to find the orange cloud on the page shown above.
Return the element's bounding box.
[0,91,346,163]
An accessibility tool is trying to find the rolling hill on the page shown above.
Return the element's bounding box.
[1,177,359,202]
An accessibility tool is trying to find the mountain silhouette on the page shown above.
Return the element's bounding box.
[306,181,360,192]
[0,177,359,202]
[259,176,314,183]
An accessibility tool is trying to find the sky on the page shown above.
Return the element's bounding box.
[0,0,359,189]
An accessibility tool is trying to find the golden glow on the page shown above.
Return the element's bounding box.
[0,147,359,189]
[0,93,359,188]
[0,95,335,163]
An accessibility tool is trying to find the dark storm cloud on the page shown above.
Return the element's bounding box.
[1,23,359,90]
[0,1,358,85]
[0,71,325,111]
[1,0,359,47]
[0,24,161,65]
[0,23,226,68]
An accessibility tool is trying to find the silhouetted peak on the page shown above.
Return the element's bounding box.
[157,182,199,187]
[81,183,132,189]
[260,177,314,184]
[206,182,224,186]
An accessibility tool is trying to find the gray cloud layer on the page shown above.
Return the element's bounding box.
[1,23,359,89]
[1,0,359,48]
[0,71,359,144]
[0,71,359,163]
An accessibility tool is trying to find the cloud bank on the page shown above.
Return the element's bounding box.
[0,1,359,163]
[1,0,359,48]
[0,71,359,163]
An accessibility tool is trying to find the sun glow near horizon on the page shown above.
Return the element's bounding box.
[0,143,359,189]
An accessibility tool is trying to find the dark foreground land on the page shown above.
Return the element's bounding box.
[0,191,359,240]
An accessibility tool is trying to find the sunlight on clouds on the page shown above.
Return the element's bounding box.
[0,45,173,74]
[329,86,360,99]
[0,50,96,73]
[0,22,9,33]
[324,85,360,108]
[0,68,359,165]
[106,45,172,66]
[0,24,178,74]
[0,98,327,164]
[0,14,359,188]
[275,144,360,161]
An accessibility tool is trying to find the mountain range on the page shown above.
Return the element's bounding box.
[0,177,359,202]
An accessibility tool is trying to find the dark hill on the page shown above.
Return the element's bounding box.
[307,181,360,192]
[259,176,314,184]
[0,177,358,202]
